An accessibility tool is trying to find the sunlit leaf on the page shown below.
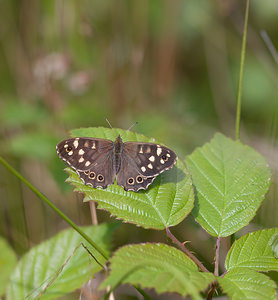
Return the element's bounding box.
[101,243,214,300]
[65,127,194,230]
[6,224,116,300]
[0,237,17,296]
[218,268,277,300]
[225,228,278,271]
[186,133,271,237]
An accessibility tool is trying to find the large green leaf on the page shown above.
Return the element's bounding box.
[0,237,17,296]
[186,133,271,237]
[225,228,278,271]
[65,127,194,230]
[101,243,214,300]
[6,224,115,300]
[218,268,277,300]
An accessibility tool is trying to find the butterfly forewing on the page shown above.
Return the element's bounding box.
[56,137,113,171]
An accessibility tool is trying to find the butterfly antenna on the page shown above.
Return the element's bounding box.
[105,118,115,133]
[127,121,138,131]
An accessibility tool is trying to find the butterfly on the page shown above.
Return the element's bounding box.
[56,135,177,192]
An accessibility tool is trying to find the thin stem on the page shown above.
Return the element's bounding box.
[235,0,250,140]
[0,156,108,261]
[165,227,209,273]
[207,237,221,300]
[89,201,98,225]
[134,286,153,300]
[214,237,220,276]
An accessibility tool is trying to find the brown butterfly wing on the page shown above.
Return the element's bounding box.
[117,141,177,191]
[57,137,116,188]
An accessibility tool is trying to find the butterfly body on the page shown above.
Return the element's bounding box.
[57,134,177,192]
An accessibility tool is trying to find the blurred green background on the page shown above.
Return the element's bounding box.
[0,0,278,298]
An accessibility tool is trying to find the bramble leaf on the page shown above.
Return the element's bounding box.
[218,268,277,300]
[101,243,214,300]
[6,224,115,300]
[186,133,271,237]
[225,228,278,271]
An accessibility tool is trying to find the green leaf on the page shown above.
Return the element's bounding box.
[0,237,17,296]
[218,268,277,300]
[4,132,58,160]
[66,127,194,230]
[186,133,271,237]
[6,224,116,300]
[101,243,214,300]
[270,232,278,259]
[225,228,278,271]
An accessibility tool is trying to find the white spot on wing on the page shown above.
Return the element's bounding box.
[85,161,91,167]
[79,157,84,163]
[68,151,73,156]
[141,166,146,172]
[148,163,153,169]
[78,149,85,155]
[64,144,68,148]
[139,146,143,153]
[149,155,155,162]
[73,139,79,149]
[160,159,165,164]
[156,147,162,156]
[92,142,96,149]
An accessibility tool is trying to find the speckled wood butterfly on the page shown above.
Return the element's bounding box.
[56,135,177,192]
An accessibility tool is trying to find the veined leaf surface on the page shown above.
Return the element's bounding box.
[186,133,271,237]
[6,224,115,300]
[218,268,277,300]
[225,228,278,271]
[101,243,214,300]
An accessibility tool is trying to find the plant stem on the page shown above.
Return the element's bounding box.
[0,156,109,261]
[214,237,220,276]
[235,0,250,140]
[165,227,209,273]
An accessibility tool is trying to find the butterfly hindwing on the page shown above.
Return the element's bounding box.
[116,153,156,191]
[77,153,116,189]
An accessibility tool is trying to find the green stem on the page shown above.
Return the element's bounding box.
[235,0,250,140]
[0,156,108,261]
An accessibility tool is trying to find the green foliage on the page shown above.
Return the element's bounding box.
[59,129,278,298]
[6,224,115,300]
[0,237,17,296]
[186,133,271,237]
[101,243,214,300]
[225,228,278,272]
[218,268,277,300]
[67,127,194,229]
[217,229,278,298]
